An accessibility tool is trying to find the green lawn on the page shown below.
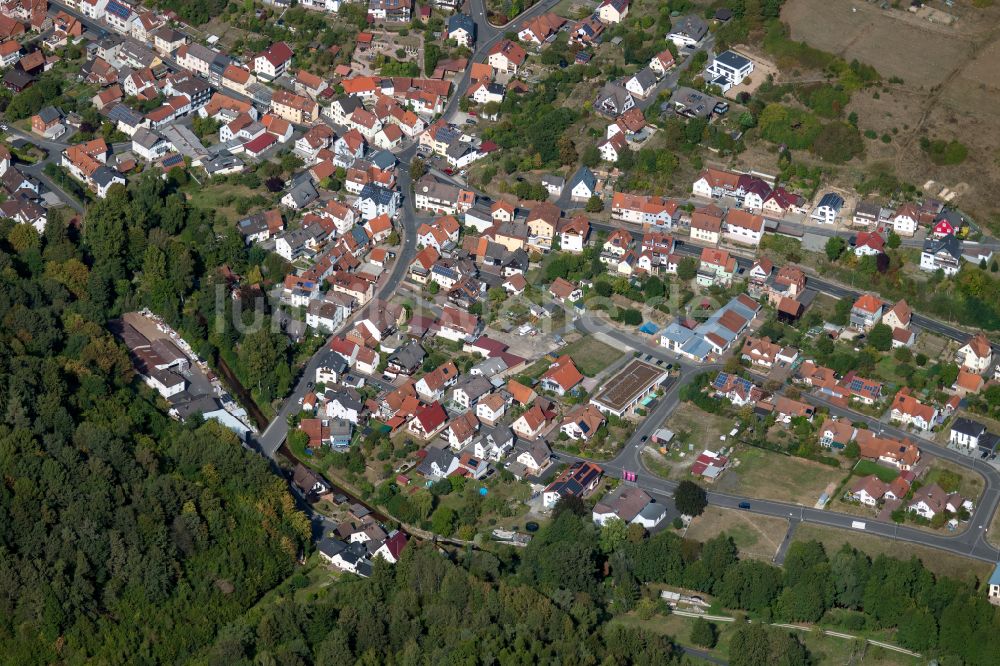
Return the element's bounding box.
[558,336,626,377]
[852,459,900,483]
[722,447,845,506]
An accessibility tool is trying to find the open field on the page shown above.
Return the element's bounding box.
[793,522,992,585]
[718,447,845,506]
[684,506,789,562]
[558,335,626,377]
[780,0,1000,230]
[664,402,735,455]
[186,183,267,223]
[782,0,975,87]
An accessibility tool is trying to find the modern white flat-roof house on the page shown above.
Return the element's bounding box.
[705,50,753,92]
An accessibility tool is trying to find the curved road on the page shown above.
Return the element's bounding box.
[569,311,1000,562]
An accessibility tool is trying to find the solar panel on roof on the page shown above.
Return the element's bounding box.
[107,0,131,18]
[712,373,729,389]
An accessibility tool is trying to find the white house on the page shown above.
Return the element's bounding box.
[957,333,993,374]
[892,204,920,237]
[624,68,658,99]
[949,417,987,452]
[597,0,629,24]
[567,166,596,202]
[667,16,708,48]
[811,193,844,224]
[705,50,753,92]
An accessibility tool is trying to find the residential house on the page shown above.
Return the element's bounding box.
[741,336,797,369]
[919,235,963,276]
[691,168,740,199]
[705,50,753,92]
[408,401,448,438]
[853,231,886,257]
[447,411,480,451]
[697,247,737,287]
[957,333,993,374]
[447,12,476,46]
[597,0,629,23]
[487,39,526,74]
[909,484,971,520]
[595,81,635,117]
[890,387,938,431]
[882,299,912,332]
[600,228,634,264]
[667,15,708,48]
[849,294,885,332]
[598,132,628,163]
[649,49,675,76]
[542,461,602,508]
[849,475,890,507]
[270,89,319,124]
[559,215,590,252]
[356,183,399,220]
[724,208,764,246]
[810,192,844,224]
[476,392,506,426]
[436,306,480,342]
[892,203,920,237]
[240,208,285,245]
[254,41,293,81]
[611,193,679,227]
[413,176,473,216]
[762,187,806,217]
[818,417,855,450]
[539,355,584,396]
[549,277,582,304]
[517,13,565,45]
[711,372,763,407]
[512,404,550,440]
[526,201,561,252]
[950,417,988,452]
[624,67,658,99]
[560,404,606,441]
[593,487,667,530]
[689,204,724,245]
[567,165,597,201]
[841,371,883,405]
[451,375,493,410]
[856,430,919,470]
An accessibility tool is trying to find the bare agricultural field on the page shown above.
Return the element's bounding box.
[781,0,974,87]
[684,506,790,561]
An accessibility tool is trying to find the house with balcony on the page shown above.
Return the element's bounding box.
[849,294,884,332]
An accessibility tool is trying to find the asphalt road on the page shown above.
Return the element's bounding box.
[252,143,421,459]
[46,0,1000,562]
[670,241,993,350]
[440,0,565,123]
[568,308,1000,563]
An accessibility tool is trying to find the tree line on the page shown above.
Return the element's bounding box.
[0,209,310,663]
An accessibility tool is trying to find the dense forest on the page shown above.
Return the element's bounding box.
[201,501,1000,665]
[0,184,310,663]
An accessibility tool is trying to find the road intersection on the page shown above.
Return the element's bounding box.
[28,0,1000,564]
